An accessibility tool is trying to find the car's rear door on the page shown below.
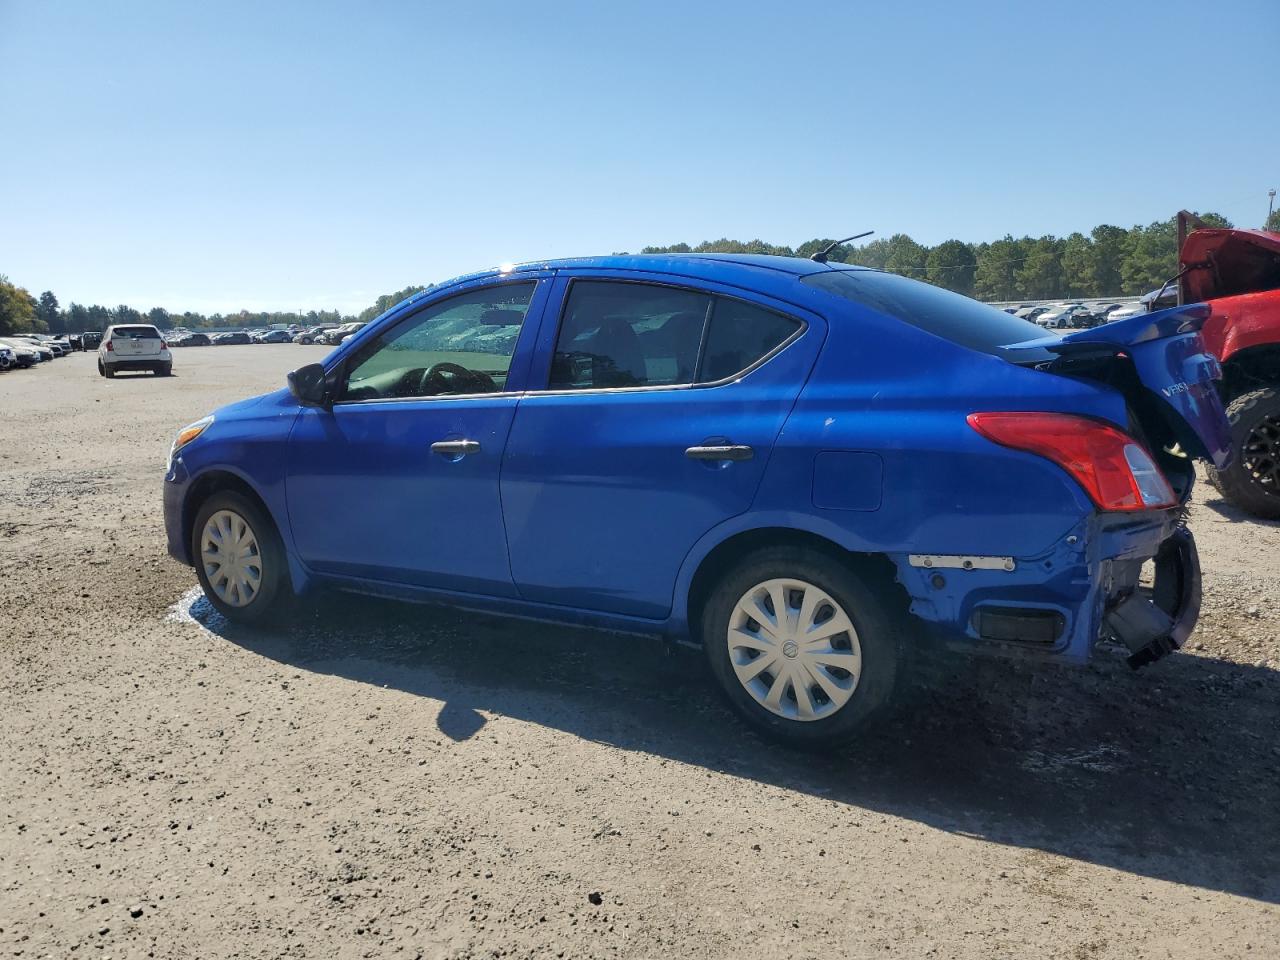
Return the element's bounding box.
[500,272,824,619]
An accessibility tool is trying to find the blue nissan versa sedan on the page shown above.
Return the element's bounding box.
[163,254,1232,745]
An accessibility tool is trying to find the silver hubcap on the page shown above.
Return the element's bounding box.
[727,578,862,722]
[200,509,262,608]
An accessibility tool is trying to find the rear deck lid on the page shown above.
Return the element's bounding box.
[1002,304,1232,469]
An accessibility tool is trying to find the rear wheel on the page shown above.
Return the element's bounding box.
[192,491,288,623]
[1210,387,1280,519]
[702,546,904,747]
[102,361,115,379]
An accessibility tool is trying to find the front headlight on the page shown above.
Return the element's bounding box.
[169,415,214,464]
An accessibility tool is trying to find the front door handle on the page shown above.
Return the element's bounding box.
[431,439,481,457]
[685,444,753,462]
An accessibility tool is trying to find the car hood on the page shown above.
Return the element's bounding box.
[1180,228,1280,302]
[213,388,292,420]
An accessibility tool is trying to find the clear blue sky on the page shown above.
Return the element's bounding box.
[2,0,1276,315]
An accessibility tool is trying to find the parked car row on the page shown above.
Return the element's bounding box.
[998,301,1139,329]
[165,324,356,346]
[0,333,76,370]
[314,321,367,345]
[293,324,341,344]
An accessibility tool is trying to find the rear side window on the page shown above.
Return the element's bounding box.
[802,269,1046,355]
[111,326,161,339]
[550,281,710,389]
[548,280,803,391]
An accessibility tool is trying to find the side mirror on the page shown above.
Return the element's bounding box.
[288,363,332,407]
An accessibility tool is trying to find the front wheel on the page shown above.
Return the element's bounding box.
[192,491,288,623]
[1209,387,1280,519]
[701,547,905,747]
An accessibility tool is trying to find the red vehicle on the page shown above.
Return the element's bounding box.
[1182,228,1280,517]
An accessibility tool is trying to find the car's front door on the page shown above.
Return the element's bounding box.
[500,274,825,618]
[286,276,550,595]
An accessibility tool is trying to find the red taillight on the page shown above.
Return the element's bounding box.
[105,340,113,352]
[161,341,167,349]
[967,412,1177,512]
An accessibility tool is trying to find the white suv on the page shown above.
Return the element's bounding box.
[98,324,172,378]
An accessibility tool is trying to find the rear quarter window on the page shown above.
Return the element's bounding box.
[698,300,801,382]
[802,269,1047,356]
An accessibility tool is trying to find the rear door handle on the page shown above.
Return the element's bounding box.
[685,444,753,462]
[431,439,481,457]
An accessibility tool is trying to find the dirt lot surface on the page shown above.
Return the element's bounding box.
[2,346,1278,959]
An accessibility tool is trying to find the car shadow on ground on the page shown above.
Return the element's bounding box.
[1203,497,1280,527]
[177,588,1280,905]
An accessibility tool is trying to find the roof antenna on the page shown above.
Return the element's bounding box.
[810,230,875,263]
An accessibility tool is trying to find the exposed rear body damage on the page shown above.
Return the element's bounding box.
[787,273,1231,669]
[893,510,1198,668]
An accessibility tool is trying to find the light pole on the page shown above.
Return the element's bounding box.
[1269,189,1276,229]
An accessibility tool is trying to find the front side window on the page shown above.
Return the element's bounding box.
[342,282,535,401]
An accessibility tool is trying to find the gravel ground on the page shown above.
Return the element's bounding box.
[1,346,1278,959]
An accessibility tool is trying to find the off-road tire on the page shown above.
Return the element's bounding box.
[1209,387,1280,519]
[701,546,906,748]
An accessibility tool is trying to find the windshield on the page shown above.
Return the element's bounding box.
[801,268,1049,355]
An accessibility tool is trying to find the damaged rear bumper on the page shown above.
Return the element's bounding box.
[1104,526,1201,669]
[895,512,1202,667]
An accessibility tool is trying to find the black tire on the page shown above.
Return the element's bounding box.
[701,546,906,747]
[191,490,289,624]
[1209,387,1280,519]
[97,359,106,378]
[155,363,172,376]
[103,362,115,379]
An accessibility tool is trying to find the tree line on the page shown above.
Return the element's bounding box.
[0,275,433,337]
[3,210,1277,336]
[641,210,1275,302]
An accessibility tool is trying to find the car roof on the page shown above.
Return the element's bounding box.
[425,253,863,304]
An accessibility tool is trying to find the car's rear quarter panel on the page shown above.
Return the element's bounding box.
[744,294,1149,659]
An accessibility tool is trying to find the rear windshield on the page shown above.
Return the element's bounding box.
[802,269,1048,356]
[111,326,161,338]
